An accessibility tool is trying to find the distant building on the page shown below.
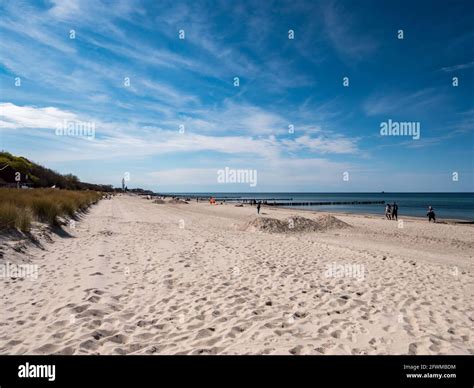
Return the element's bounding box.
[0,164,32,188]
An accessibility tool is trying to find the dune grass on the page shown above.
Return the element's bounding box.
[0,188,102,232]
[0,203,31,232]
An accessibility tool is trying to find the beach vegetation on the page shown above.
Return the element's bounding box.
[0,188,102,232]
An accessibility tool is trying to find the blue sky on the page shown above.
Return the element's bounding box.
[0,0,473,192]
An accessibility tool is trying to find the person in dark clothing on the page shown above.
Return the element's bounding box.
[392,202,398,220]
[427,206,436,223]
[257,201,261,214]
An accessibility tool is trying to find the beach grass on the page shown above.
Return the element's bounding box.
[0,188,102,232]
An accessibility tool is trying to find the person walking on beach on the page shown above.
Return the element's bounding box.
[257,201,261,215]
[392,202,398,221]
[385,203,392,220]
[427,206,436,223]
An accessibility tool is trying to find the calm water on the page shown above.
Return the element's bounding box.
[165,193,474,221]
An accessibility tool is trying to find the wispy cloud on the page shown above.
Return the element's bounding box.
[363,88,447,117]
[320,0,378,62]
[440,61,474,72]
[281,135,359,154]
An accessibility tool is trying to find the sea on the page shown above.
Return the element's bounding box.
[162,192,474,221]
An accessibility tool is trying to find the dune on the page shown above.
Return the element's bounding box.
[244,215,350,233]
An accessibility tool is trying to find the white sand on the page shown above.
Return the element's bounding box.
[0,194,472,355]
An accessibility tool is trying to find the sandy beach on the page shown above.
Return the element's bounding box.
[0,194,472,355]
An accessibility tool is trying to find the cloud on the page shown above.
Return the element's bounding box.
[0,103,77,129]
[194,102,288,135]
[47,0,145,23]
[281,135,358,154]
[144,156,354,191]
[320,0,378,61]
[48,0,81,19]
[0,103,281,160]
[144,101,290,136]
[440,61,474,72]
[0,3,76,54]
[133,79,200,107]
[363,88,446,117]
[1,102,359,165]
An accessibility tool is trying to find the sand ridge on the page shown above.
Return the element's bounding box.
[243,214,350,233]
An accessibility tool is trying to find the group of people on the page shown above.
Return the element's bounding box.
[384,202,437,222]
[384,202,399,220]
